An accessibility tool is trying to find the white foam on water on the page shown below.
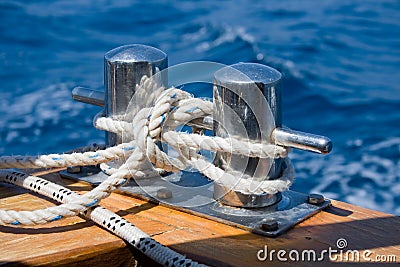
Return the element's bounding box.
[0,82,101,154]
[5,131,18,143]
[195,25,255,53]
[368,137,400,152]
[186,23,303,81]
[2,84,68,125]
[182,26,208,43]
[291,136,400,215]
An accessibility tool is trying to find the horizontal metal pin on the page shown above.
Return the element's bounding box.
[72,87,105,107]
[272,128,332,155]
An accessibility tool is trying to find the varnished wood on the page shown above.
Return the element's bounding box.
[0,169,398,266]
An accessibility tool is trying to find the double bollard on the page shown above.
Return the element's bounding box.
[72,44,331,209]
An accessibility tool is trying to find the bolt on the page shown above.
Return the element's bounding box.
[67,166,81,174]
[308,193,325,205]
[251,195,258,206]
[156,188,173,199]
[261,219,278,231]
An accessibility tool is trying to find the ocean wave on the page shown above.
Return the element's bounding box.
[0,83,103,155]
[368,137,400,152]
[291,136,400,215]
[194,24,255,53]
[180,22,304,81]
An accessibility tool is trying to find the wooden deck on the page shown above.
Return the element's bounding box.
[0,169,399,266]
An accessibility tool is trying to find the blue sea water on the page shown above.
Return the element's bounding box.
[0,0,399,214]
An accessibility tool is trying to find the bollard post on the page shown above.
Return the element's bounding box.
[61,44,168,184]
[104,44,168,146]
[213,63,283,207]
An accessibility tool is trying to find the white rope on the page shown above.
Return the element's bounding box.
[0,75,295,266]
[0,170,205,267]
[0,141,136,169]
[162,131,288,159]
[94,111,133,136]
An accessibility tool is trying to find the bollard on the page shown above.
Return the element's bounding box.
[104,44,168,146]
[71,44,168,146]
[213,63,283,207]
[62,44,168,184]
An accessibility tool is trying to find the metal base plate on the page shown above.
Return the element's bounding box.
[60,168,330,237]
[60,166,109,185]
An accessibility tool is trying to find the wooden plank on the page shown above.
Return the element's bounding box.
[0,169,398,266]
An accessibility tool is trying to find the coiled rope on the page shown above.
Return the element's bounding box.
[0,75,295,266]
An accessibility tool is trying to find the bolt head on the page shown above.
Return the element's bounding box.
[308,193,325,205]
[67,166,82,174]
[261,220,278,231]
[156,188,173,199]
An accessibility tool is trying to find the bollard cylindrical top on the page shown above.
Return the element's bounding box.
[214,62,282,127]
[104,44,168,146]
[214,63,281,84]
[104,44,167,65]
